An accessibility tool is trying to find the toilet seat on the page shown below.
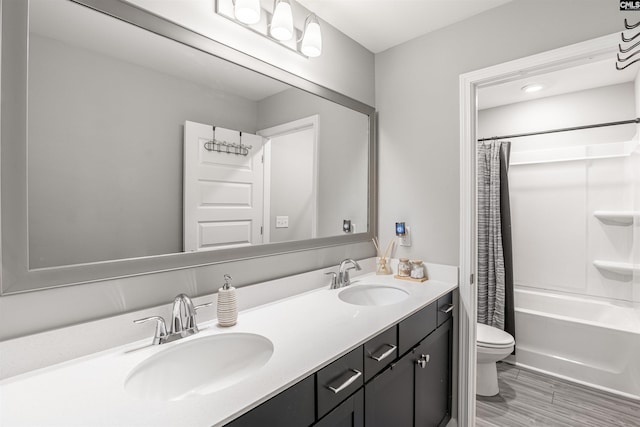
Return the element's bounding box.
[477,323,514,348]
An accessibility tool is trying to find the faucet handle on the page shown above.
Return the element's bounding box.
[325,271,338,289]
[195,301,214,311]
[134,316,167,345]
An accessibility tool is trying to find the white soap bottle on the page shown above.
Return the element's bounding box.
[217,274,237,327]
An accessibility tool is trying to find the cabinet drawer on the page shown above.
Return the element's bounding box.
[224,375,314,426]
[316,346,364,419]
[437,292,454,326]
[363,326,398,382]
[398,302,437,355]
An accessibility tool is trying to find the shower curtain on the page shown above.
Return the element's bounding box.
[477,141,515,339]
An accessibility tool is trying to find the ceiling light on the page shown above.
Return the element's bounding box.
[522,83,544,93]
[270,0,294,41]
[233,0,261,25]
[301,14,322,57]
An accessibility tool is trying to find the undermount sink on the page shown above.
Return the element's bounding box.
[124,333,273,401]
[338,284,409,306]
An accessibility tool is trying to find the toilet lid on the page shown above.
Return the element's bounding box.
[477,323,514,347]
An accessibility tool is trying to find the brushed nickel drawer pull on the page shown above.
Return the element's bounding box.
[369,344,397,362]
[440,304,454,314]
[327,369,362,394]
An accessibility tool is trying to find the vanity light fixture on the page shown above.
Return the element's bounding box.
[521,83,544,93]
[216,0,323,58]
[301,13,322,57]
[270,0,294,41]
[233,0,261,25]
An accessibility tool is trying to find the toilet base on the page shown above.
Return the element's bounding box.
[476,362,499,396]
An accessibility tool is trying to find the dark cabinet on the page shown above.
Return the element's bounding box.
[314,389,364,427]
[414,318,453,427]
[364,351,414,427]
[223,374,315,427]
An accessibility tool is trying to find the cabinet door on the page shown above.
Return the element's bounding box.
[414,319,453,427]
[314,389,364,427]
[224,375,315,427]
[364,351,414,427]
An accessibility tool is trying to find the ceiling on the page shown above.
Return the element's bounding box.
[479,56,640,110]
[297,0,512,53]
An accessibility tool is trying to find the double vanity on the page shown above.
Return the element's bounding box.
[0,267,456,426]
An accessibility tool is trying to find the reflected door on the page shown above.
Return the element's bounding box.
[183,121,264,251]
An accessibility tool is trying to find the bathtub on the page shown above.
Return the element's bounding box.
[512,288,640,400]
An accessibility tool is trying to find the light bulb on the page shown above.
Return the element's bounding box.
[301,14,322,57]
[234,0,261,25]
[270,0,293,41]
[521,83,544,93]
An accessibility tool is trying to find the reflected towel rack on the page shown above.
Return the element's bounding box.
[204,132,252,156]
[477,118,640,142]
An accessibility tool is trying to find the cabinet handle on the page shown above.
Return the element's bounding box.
[440,304,454,314]
[417,354,430,369]
[369,344,397,362]
[326,369,362,394]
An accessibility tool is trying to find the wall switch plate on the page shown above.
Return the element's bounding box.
[399,226,411,246]
[275,216,289,228]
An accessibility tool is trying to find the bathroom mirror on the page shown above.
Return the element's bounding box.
[0,0,375,294]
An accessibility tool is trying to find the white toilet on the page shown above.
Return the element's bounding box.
[476,323,515,396]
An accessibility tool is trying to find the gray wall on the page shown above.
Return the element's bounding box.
[28,35,258,268]
[375,0,622,265]
[257,89,369,238]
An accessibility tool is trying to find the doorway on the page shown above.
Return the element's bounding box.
[458,32,632,425]
[258,115,319,244]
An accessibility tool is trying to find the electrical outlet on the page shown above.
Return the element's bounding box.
[399,226,411,246]
[276,216,289,228]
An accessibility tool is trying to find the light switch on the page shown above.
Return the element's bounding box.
[276,216,289,228]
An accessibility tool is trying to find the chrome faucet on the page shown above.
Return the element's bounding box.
[134,293,213,345]
[337,258,362,288]
[170,293,200,338]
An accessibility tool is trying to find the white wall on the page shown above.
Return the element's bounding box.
[634,71,640,303]
[478,83,638,302]
[375,0,621,265]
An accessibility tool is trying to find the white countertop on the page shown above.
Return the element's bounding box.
[0,273,457,427]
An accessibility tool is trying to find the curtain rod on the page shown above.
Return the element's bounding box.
[477,118,640,142]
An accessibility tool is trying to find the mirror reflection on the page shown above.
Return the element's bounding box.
[27,0,369,269]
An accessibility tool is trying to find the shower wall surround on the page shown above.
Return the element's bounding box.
[479,82,640,303]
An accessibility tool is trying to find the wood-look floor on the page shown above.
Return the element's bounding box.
[476,362,640,427]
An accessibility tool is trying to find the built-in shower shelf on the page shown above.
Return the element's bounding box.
[593,260,639,276]
[593,211,639,226]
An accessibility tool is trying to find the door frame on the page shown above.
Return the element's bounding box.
[458,32,619,426]
[258,115,320,244]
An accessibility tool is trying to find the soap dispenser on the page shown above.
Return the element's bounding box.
[217,274,238,327]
